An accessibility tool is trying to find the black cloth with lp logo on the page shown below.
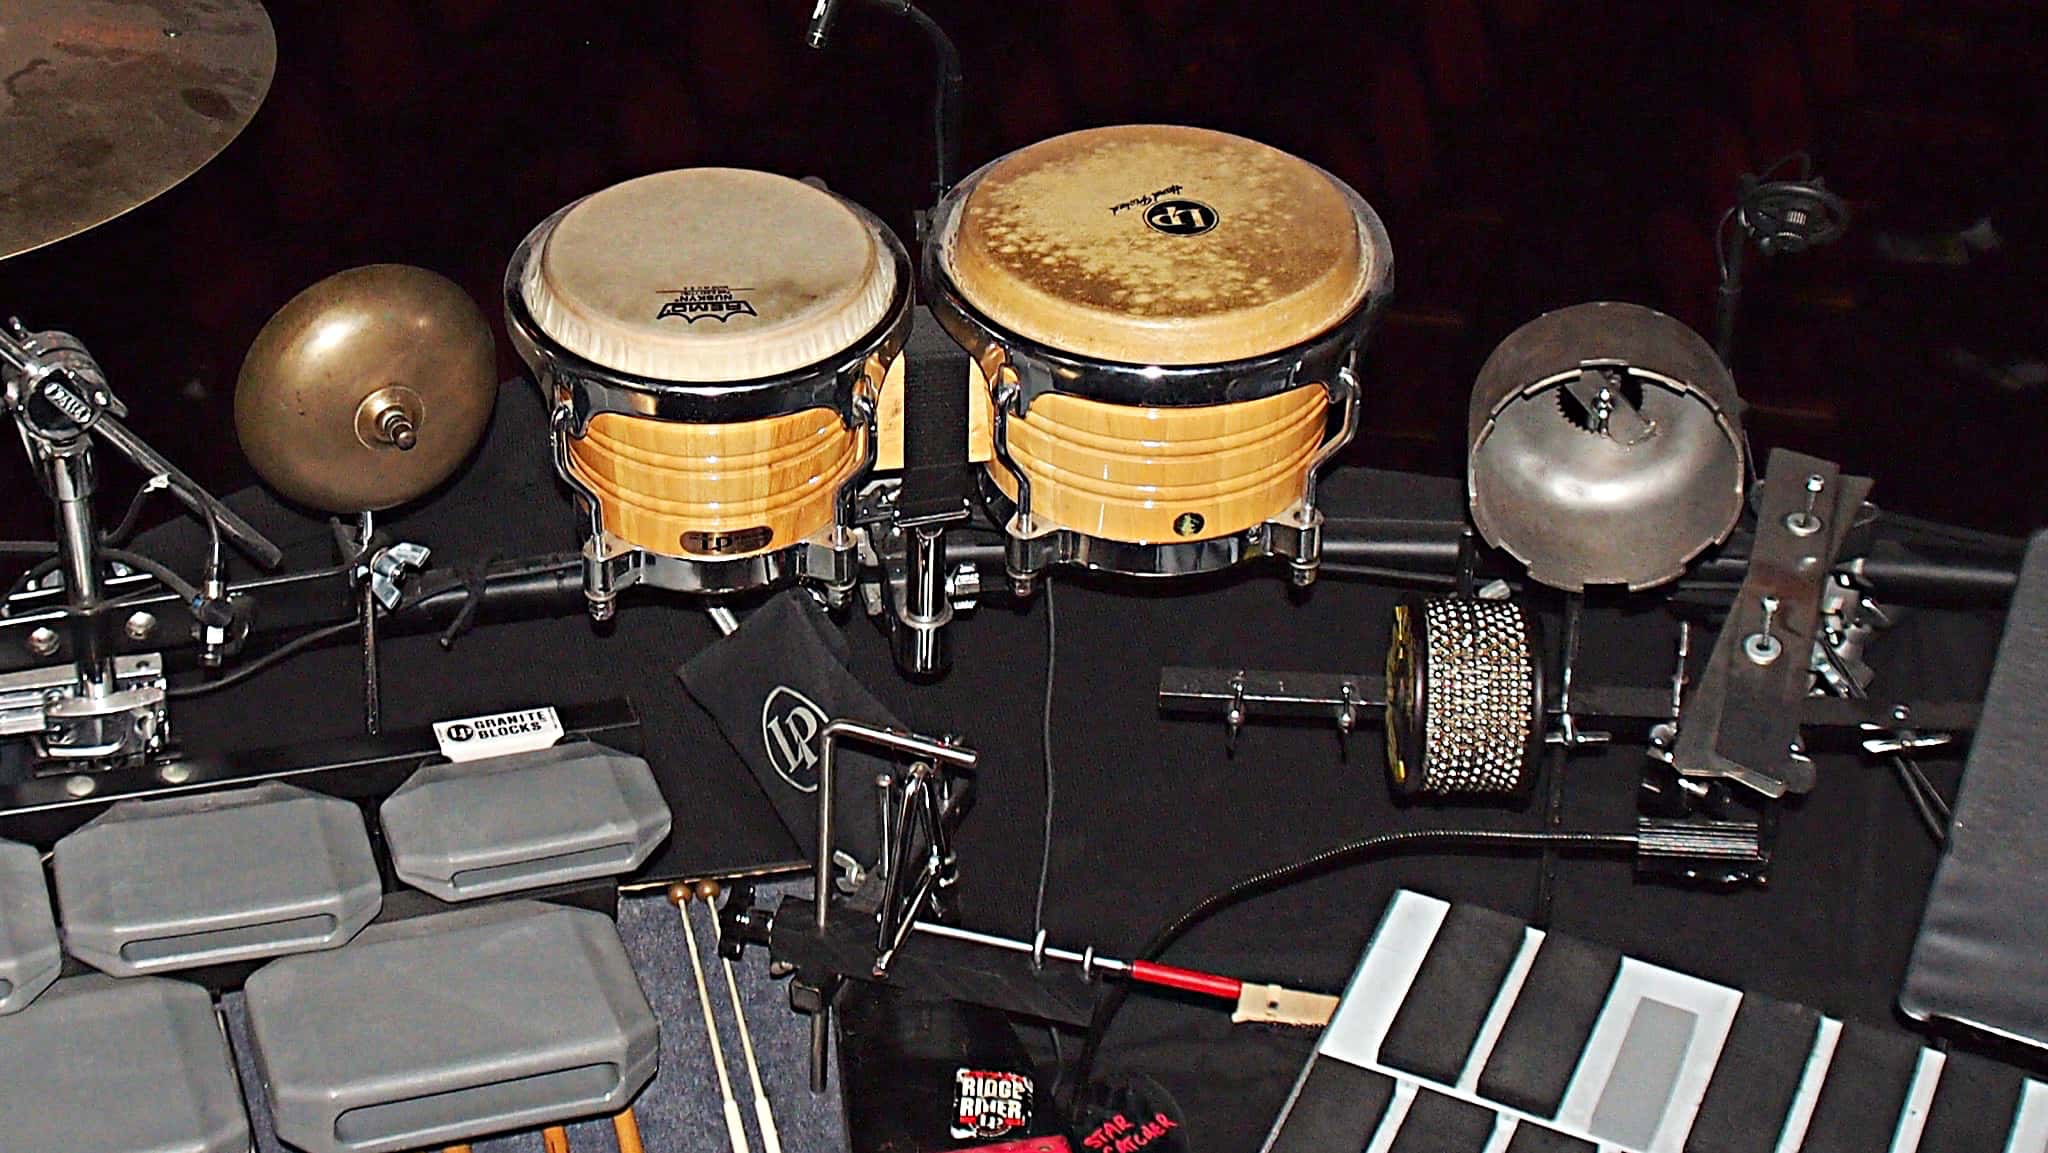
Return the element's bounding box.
[678,590,899,869]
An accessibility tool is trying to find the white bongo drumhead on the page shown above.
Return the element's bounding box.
[522,168,897,381]
[939,125,1381,366]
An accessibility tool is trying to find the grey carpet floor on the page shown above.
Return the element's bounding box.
[223,883,848,1153]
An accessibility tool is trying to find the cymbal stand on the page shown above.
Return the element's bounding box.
[348,510,431,737]
[4,322,157,764]
[0,317,281,770]
[357,511,380,735]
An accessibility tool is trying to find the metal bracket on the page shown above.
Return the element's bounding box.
[807,719,979,1091]
[1673,450,1873,796]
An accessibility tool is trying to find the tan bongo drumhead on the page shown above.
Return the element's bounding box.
[522,168,897,381]
[939,124,1379,365]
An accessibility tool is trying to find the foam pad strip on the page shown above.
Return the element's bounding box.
[1683,992,1820,1153]
[1478,930,1620,1116]
[1388,1088,1499,1153]
[1918,1051,2027,1153]
[1902,532,2048,1054]
[1379,903,1525,1085]
[1505,1122,1596,1153]
[1262,1058,1394,1153]
[1798,1022,1922,1153]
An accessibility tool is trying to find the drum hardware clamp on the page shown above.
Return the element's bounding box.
[347,510,432,736]
[718,718,983,1092]
[1,319,280,772]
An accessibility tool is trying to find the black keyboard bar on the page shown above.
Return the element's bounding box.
[1389,1088,1497,1153]
[1919,1051,2028,1153]
[1379,904,1525,1085]
[1479,932,1621,1118]
[1262,1058,1393,1153]
[1505,1122,1596,1153]
[1685,992,1822,1153]
[1800,1021,1923,1153]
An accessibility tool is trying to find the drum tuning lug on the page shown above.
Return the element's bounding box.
[1225,676,1247,749]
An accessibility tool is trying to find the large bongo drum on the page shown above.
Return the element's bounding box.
[925,124,1392,589]
[506,168,912,617]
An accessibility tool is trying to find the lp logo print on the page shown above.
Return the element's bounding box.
[760,686,828,793]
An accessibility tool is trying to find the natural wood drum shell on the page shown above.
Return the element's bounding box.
[568,409,865,558]
[987,384,1329,543]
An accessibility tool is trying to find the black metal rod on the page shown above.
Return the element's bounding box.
[954,520,2018,605]
[90,414,283,569]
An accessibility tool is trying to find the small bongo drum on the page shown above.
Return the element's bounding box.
[506,168,911,617]
[925,124,1392,589]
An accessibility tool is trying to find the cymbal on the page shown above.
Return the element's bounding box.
[235,265,498,514]
[0,0,277,261]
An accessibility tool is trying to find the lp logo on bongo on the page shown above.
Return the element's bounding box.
[1144,199,1217,236]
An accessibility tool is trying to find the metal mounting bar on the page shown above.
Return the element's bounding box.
[0,698,641,848]
[1158,666,1978,748]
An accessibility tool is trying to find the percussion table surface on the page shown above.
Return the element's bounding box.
[140,312,2012,1151]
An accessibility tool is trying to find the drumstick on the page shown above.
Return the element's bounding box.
[611,1107,646,1153]
[541,1127,572,1153]
[670,883,752,1153]
[697,880,784,1153]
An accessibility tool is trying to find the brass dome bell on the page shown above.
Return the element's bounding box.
[234,265,497,513]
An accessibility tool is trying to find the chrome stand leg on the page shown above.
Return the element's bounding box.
[358,510,380,735]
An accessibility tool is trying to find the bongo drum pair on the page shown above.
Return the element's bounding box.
[507,125,1391,620]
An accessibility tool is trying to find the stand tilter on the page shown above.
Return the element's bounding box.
[2,320,272,768]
